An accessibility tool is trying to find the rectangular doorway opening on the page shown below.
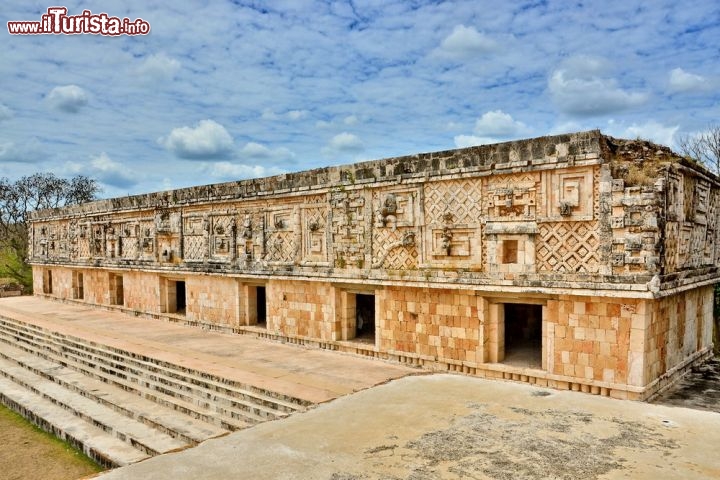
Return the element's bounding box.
[72,271,84,300]
[174,280,186,315]
[503,303,542,368]
[355,293,376,342]
[109,273,124,306]
[256,286,267,326]
[42,269,53,294]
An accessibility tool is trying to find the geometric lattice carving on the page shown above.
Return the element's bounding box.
[536,221,601,273]
[268,231,296,263]
[424,179,482,225]
[372,228,418,269]
[183,236,205,260]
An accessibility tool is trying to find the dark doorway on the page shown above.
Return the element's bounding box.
[355,294,376,340]
[176,281,186,314]
[503,303,542,368]
[256,286,267,325]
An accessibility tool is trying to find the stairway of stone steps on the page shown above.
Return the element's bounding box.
[0,315,311,468]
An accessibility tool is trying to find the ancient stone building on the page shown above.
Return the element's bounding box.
[27,130,718,400]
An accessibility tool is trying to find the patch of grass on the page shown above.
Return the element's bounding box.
[0,403,104,479]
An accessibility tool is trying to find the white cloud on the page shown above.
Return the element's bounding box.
[66,152,137,188]
[286,110,307,120]
[135,53,181,83]
[453,135,499,148]
[200,161,286,181]
[47,85,88,113]
[343,115,358,126]
[0,140,43,163]
[323,132,364,153]
[548,57,647,116]
[474,110,528,137]
[159,119,234,159]
[608,121,679,147]
[0,104,12,122]
[239,142,294,161]
[435,25,499,58]
[262,109,308,121]
[668,68,709,93]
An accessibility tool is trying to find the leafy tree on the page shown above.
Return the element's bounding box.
[678,124,720,175]
[0,173,99,290]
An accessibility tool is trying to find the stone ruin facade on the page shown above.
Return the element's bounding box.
[27,130,718,400]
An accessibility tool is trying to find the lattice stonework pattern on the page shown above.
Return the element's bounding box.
[424,178,482,225]
[372,227,418,269]
[536,221,601,273]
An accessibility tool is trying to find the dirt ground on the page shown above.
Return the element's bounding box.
[0,404,103,480]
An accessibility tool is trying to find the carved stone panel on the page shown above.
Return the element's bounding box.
[485,173,538,222]
[301,206,329,264]
[544,168,594,221]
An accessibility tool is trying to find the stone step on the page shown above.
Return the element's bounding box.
[0,329,254,430]
[0,316,305,413]
[2,327,273,425]
[0,341,229,444]
[0,354,189,457]
[0,375,149,468]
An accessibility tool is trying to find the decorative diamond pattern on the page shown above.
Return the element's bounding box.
[424,179,482,225]
[372,227,418,269]
[537,221,601,273]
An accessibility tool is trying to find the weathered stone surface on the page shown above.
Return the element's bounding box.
[26,130,720,398]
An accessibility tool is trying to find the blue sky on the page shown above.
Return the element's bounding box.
[1,1,719,198]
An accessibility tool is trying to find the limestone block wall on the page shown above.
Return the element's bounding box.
[184,275,240,326]
[377,287,480,363]
[546,296,640,387]
[266,280,335,340]
[648,286,714,381]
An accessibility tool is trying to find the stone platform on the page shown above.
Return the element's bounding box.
[97,373,720,480]
[0,296,414,466]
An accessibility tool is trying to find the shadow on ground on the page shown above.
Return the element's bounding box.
[652,357,720,413]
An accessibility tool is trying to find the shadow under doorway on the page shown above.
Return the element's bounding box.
[503,303,542,368]
[355,294,375,342]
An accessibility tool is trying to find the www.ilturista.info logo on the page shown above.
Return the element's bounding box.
[7,7,150,35]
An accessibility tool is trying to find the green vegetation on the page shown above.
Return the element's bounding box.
[0,173,99,292]
[0,403,104,478]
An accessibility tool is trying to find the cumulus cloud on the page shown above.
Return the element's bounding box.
[0,104,12,122]
[668,68,710,93]
[323,132,364,154]
[199,161,286,181]
[435,25,500,58]
[474,110,528,137]
[65,152,137,188]
[239,142,294,161]
[135,53,181,83]
[548,57,647,116]
[47,85,88,113]
[343,115,358,125]
[159,119,234,159]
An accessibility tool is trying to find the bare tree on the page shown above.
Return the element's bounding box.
[677,124,720,175]
[0,173,99,289]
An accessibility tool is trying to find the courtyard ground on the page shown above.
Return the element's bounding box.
[95,373,720,480]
